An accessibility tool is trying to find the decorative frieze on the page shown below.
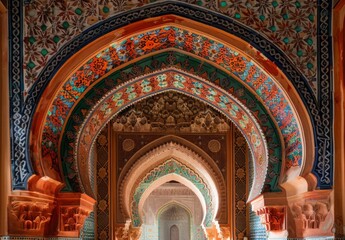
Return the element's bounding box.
[112,92,230,134]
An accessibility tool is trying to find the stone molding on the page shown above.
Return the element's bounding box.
[219,226,231,239]
[205,222,231,240]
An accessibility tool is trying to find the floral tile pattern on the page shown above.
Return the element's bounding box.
[58,52,282,194]
[24,0,317,95]
[41,27,300,189]
[70,70,266,201]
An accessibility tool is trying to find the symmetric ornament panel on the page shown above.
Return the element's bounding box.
[23,0,317,93]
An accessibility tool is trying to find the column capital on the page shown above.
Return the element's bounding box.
[57,192,96,238]
[114,222,142,240]
[289,189,333,238]
[8,191,56,236]
[251,194,287,239]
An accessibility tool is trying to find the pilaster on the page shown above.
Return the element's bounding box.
[0,1,9,236]
[333,0,345,237]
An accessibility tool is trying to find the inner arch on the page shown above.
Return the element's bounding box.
[138,174,206,228]
[71,70,268,202]
[131,160,212,227]
[120,140,224,223]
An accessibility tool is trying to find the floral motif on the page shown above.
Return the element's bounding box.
[41,27,300,182]
[55,52,283,193]
[75,70,268,202]
[23,0,318,94]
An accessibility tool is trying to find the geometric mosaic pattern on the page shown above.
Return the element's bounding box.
[96,126,110,240]
[234,128,249,239]
[24,0,317,94]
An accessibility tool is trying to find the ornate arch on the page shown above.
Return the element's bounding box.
[71,69,268,201]
[119,140,225,223]
[6,0,328,199]
[40,23,303,177]
[59,52,284,193]
[27,14,315,196]
[131,159,213,227]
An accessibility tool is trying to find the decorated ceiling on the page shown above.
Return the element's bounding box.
[8,0,332,199]
[24,0,317,93]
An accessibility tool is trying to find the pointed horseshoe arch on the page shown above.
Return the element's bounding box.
[120,140,225,224]
[131,159,213,227]
[28,12,315,200]
[73,69,268,202]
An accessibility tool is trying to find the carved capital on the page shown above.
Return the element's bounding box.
[115,222,141,240]
[206,223,222,240]
[128,227,142,240]
[255,206,286,232]
[219,226,231,239]
[115,225,127,240]
[289,190,333,238]
[57,193,95,237]
[8,192,56,236]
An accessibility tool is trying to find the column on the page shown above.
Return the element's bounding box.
[0,1,9,236]
[251,195,288,239]
[334,0,345,237]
